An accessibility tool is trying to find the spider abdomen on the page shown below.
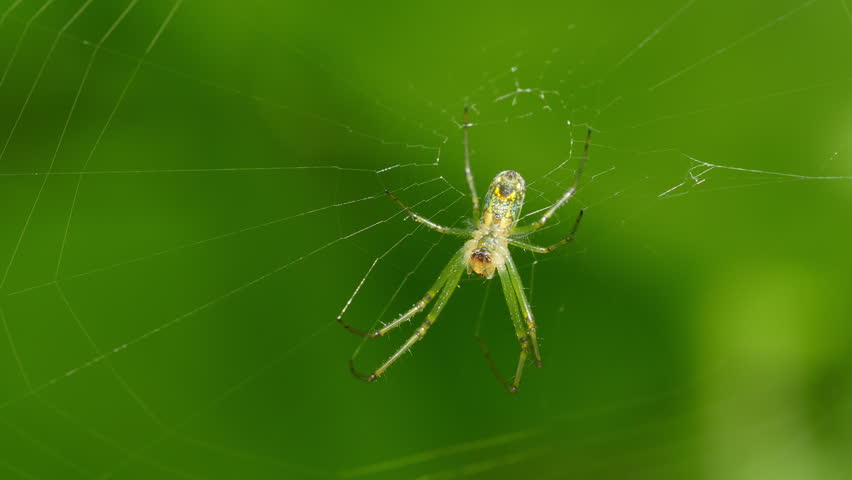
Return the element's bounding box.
[480,170,526,230]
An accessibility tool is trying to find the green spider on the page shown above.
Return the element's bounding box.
[339,107,591,393]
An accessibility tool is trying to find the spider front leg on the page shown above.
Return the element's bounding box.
[462,105,481,219]
[512,128,591,235]
[385,190,468,236]
[509,209,584,254]
[349,247,467,382]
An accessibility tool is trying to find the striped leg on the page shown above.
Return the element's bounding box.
[386,190,468,236]
[350,255,466,382]
[462,106,481,219]
[476,262,532,393]
[509,209,584,254]
[512,128,591,235]
[504,253,542,368]
[337,248,466,338]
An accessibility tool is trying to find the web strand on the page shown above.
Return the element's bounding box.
[0,1,848,477]
[54,0,140,280]
[648,0,818,91]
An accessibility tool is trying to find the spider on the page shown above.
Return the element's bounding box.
[338,107,591,393]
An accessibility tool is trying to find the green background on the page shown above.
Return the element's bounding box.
[0,0,850,478]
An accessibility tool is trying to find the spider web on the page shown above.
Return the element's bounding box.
[0,0,850,478]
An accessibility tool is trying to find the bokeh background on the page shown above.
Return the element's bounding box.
[0,0,850,478]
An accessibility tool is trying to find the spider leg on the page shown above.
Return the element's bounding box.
[504,252,542,368]
[512,128,591,235]
[475,337,528,395]
[476,262,533,393]
[349,248,467,382]
[386,190,468,236]
[462,106,481,220]
[509,209,584,254]
[337,248,466,338]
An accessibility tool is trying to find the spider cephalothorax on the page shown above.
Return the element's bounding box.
[338,106,591,393]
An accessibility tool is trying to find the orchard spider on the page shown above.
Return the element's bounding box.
[339,107,590,393]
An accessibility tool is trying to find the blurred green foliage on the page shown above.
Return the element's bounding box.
[0,0,850,478]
